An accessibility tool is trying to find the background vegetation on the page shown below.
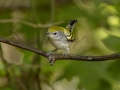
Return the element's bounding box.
[0,0,120,90]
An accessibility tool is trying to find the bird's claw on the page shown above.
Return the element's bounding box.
[46,52,55,66]
[63,53,68,56]
[47,54,56,66]
[46,52,51,57]
[49,59,56,66]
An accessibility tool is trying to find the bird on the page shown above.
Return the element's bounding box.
[46,20,77,55]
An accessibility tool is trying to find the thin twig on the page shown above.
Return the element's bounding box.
[20,64,41,69]
[71,32,92,49]
[0,50,27,90]
[50,0,55,23]
[0,0,9,8]
[0,52,15,89]
[15,78,27,90]
[0,19,64,28]
[0,36,120,65]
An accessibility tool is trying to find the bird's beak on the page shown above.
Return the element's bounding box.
[46,32,50,36]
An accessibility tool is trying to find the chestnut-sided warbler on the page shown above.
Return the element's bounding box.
[47,20,77,55]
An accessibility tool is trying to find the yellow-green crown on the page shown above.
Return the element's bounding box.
[48,26,65,33]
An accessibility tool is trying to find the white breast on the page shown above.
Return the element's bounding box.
[49,38,70,50]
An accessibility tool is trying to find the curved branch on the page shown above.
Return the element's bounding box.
[0,36,120,66]
[0,36,46,57]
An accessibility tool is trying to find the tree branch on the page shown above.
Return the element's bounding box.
[0,36,120,66]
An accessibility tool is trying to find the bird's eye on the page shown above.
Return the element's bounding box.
[54,32,57,35]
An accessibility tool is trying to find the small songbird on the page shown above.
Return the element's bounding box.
[46,20,77,55]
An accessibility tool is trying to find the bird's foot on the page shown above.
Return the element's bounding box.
[46,52,52,57]
[47,54,56,66]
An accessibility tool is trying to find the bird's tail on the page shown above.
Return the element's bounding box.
[66,20,77,32]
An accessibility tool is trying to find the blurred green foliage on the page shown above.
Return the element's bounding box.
[0,0,120,90]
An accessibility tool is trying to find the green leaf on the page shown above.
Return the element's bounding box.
[102,35,120,52]
[58,61,112,90]
[107,59,120,80]
[0,23,12,37]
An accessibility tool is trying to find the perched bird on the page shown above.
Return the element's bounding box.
[46,20,77,55]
